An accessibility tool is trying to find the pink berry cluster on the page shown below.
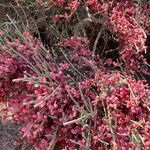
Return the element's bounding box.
[0,0,150,150]
[90,70,150,150]
[0,34,149,149]
[110,2,148,72]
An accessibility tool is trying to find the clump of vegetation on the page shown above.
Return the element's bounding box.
[0,0,150,149]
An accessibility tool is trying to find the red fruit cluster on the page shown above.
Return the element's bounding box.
[110,2,148,72]
[0,0,150,150]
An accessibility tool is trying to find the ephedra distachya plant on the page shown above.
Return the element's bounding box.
[0,0,150,149]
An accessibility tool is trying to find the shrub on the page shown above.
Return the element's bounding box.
[0,0,150,150]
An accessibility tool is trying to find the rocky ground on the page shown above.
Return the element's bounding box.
[0,121,19,150]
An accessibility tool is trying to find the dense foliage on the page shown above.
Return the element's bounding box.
[0,0,150,150]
